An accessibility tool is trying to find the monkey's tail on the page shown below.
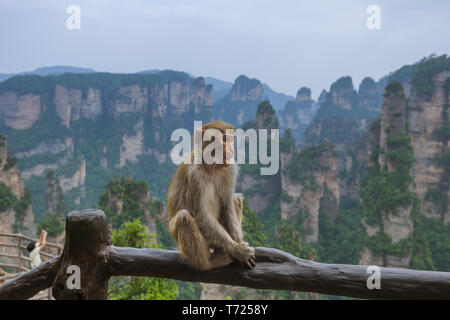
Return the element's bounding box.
[169,209,212,270]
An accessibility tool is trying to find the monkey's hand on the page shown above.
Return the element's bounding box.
[231,242,256,269]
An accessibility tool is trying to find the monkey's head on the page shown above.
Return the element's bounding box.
[194,121,236,166]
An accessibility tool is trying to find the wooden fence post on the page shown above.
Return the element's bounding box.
[51,209,112,300]
[17,236,22,273]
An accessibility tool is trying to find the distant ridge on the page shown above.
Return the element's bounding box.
[0,65,294,111]
[0,66,95,82]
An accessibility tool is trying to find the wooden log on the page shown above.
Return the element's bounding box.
[51,209,112,300]
[0,253,32,262]
[108,246,450,300]
[0,252,20,259]
[0,257,59,300]
[0,243,18,248]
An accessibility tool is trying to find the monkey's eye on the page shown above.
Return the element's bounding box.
[223,135,234,143]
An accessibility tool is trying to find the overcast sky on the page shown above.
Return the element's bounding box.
[1,0,449,98]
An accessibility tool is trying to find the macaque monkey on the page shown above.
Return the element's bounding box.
[167,121,256,270]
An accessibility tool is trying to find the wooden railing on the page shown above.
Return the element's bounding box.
[0,209,449,300]
[0,232,62,300]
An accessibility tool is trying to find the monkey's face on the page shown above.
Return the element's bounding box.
[195,121,236,166]
[199,130,235,165]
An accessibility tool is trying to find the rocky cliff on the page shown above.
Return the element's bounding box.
[280,136,340,243]
[278,87,316,141]
[358,56,450,269]
[0,71,213,219]
[0,134,35,236]
[359,82,414,267]
[0,73,212,131]
[408,70,450,224]
[0,135,34,271]
[236,101,281,216]
[302,76,383,154]
[214,75,264,126]
[35,170,68,245]
[271,56,450,271]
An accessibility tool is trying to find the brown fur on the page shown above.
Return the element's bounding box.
[167,121,255,270]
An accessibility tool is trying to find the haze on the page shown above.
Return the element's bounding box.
[1,0,449,98]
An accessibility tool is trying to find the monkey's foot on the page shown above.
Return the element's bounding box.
[209,248,233,268]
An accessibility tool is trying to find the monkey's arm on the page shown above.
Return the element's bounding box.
[222,194,244,243]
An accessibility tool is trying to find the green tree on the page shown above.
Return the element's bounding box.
[242,200,266,247]
[98,177,149,229]
[0,182,17,212]
[273,220,316,260]
[108,219,178,300]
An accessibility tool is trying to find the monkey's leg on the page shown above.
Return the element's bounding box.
[170,209,227,270]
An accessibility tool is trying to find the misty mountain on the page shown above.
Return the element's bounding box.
[0,66,95,82]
